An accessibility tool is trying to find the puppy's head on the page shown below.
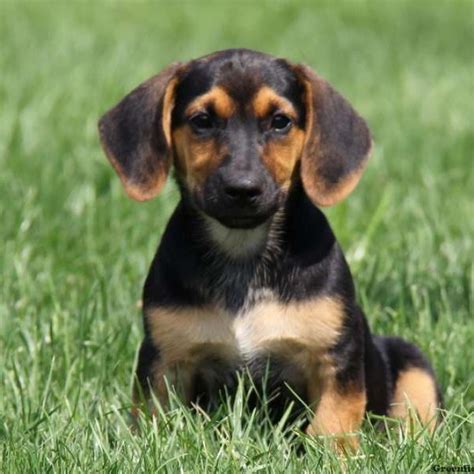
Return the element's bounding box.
[99,49,372,228]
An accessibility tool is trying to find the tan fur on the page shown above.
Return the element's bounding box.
[301,159,369,208]
[132,359,196,411]
[185,86,236,118]
[173,85,308,191]
[147,306,238,364]
[173,127,227,188]
[144,306,237,406]
[145,296,345,403]
[261,128,305,187]
[154,360,196,405]
[99,134,169,202]
[173,87,236,188]
[162,77,179,147]
[389,367,438,432]
[252,86,298,120]
[233,296,344,358]
[147,296,343,362]
[307,380,367,452]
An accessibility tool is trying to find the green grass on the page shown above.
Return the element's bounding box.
[1,0,473,471]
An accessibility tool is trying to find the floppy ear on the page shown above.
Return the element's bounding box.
[98,63,182,201]
[294,65,372,207]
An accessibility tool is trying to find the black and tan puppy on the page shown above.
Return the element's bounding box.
[99,49,441,449]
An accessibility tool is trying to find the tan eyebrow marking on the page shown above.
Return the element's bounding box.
[252,86,298,119]
[185,86,235,118]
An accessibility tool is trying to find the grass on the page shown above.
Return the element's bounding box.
[0,0,473,471]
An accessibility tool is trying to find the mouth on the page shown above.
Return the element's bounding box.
[193,187,282,229]
[217,214,271,229]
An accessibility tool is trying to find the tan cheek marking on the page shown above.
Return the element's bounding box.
[252,86,297,119]
[173,87,234,189]
[389,367,439,433]
[173,127,226,189]
[186,86,235,118]
[261,127,305,187]
[234,296,344,357]
[146,306,237,364]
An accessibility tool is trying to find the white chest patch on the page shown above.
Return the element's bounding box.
[233,296,343,357]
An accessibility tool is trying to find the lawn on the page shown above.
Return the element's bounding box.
[0,0,473,472]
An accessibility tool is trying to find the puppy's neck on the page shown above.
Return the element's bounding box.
[201,212,284,260]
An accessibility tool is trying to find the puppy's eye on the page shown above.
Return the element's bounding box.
[271,114,292,132]
[189,113,213,131]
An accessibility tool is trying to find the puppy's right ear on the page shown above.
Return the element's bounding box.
[98,63,183,201]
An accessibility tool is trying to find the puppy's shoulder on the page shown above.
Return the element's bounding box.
[143,201,205,308]
[280,188,355,301]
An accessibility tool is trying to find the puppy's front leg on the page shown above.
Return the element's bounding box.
[132,338,194,417]
[307,370,366,452]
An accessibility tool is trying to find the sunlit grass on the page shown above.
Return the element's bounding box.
[1,0,473,471]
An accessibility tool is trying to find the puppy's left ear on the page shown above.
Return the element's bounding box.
[294,65,373,207]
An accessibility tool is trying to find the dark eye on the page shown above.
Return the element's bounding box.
[189,113,213,131]
[271,114,292,132]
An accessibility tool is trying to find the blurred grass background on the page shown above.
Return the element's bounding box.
[0,1,473,471]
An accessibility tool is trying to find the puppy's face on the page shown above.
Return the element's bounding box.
[99,49,372,228]
[171,53,305,228]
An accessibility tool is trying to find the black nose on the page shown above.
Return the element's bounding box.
[223,176,263,202]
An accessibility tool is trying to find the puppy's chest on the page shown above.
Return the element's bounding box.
[146,292,344,366]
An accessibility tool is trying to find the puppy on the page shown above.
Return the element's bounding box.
[99,49,442,450]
